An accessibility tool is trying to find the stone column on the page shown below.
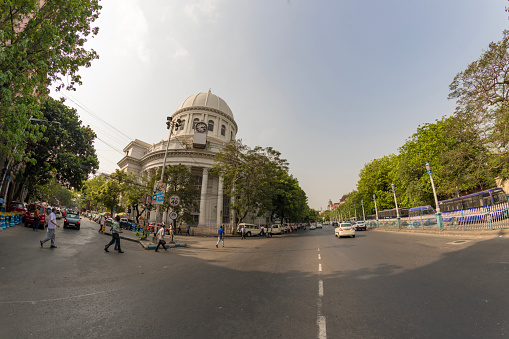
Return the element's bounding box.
[216,176,224,227]
[198,168,209,226]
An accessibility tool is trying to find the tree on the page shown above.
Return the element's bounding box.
[0,0,101,163]
[80,175,106,211]
[270,171,308,223]
[97,171,123,216]
[212,140,290,225]
[12,97,98,201]
[448,34,509,183]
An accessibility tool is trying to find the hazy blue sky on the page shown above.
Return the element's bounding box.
[51,0,508,210]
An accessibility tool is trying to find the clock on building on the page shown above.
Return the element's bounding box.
[195,122,207,133]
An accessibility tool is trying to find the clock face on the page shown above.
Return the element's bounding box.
[195,122,207,133]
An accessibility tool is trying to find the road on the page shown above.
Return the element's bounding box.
[1,219,509,338]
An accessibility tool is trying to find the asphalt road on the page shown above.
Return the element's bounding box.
[1,219,509,338]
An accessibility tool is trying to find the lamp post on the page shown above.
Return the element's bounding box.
[425,162,443,230]
[348,205,351,221]
[361,200,366,223]
[373,194,379,228]
[155,117,181,224]
[354,203,357,222]
[391,183,401,229]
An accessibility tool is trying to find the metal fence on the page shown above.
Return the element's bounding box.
[365,202,509,231]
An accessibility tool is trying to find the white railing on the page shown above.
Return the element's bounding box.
[366,202,509,231]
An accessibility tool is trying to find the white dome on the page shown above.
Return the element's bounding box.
[177,91,233,118]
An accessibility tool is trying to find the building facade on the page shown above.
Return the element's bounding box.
[117,90,237,227]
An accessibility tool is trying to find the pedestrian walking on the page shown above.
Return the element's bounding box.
[155,226,167,252]
[104,216,123,253]
[99,215,105,233]
[170,223,174,242]
[40,208,59,248]
[216,225,225,248]
[241,225,246,240]
[178,223,182,234]
[186,224,190,236]
[32,206,40,231]
[260,226,264,237]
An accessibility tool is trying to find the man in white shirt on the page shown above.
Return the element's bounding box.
[155,226,167,252]
[40,208,60,248]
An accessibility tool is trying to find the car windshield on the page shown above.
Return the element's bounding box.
[10,203,24,209]
[67,213,79,218]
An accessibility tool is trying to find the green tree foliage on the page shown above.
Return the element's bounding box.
[79,175,106,211]
[0,0,101,162]
[152,164,200,226]
[13,97,98,201]
[97,170,123,216]
[212,140,308,225]
[448,34,509,183]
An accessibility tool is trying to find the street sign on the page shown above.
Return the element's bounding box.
[169,194,180,207]
[169,211,178,220]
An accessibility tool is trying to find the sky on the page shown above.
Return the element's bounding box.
[50,0,508,211]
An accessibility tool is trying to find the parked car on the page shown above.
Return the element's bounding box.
[310,224,317,230]
[237,223,261,236]
[335,223,356,238]
[63,212,81,230]
[119,217,133,229]
[316,223,323,229]
[148,222,169,233]
[55,209,62,219]
[271,224,284,234]
[354,221,367,231]
[6,201,27,222]
[25,203,49,229]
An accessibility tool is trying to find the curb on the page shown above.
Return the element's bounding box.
[370,228,506,237]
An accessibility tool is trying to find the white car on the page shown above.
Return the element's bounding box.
[237,223,261,236]
[55,209,62,219]
[310,224,317,230]
[335,223,355,238]
[271,224,284,234]
[316,223,323,229]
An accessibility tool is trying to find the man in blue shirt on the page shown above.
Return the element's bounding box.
[216,225,224,248]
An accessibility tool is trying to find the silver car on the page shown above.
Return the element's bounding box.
[334,223,356,238]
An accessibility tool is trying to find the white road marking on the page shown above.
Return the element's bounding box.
[319,280,323,297]
[317,248,326,338]
[0,291,106,304]
[319,263,322,272]
[317,316,327,339]
[318,248,320,252]
[318,254,321,260]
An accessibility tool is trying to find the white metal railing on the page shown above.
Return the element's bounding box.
[366,202,509,231]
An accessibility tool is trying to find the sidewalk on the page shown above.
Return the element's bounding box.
[370,227,507,237]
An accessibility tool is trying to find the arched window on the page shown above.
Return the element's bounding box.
[231,131,233,141]
[208,120,214,132]
[193,118,199,129]
[179,119,185,131]
[221,124,226,136]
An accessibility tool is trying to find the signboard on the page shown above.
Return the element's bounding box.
[141,194,151,206]
[169,194,180,207]
[169,211,178,220]
[152,182,167,205]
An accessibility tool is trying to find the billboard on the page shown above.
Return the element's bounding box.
[152,182,167,205]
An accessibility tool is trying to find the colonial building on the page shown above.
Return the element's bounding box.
[117,90,237,227]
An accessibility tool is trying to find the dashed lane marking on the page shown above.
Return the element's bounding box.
[319,263,322,272]
[318,254,321,260]
[319,280,323,297]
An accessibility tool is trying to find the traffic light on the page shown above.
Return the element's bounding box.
[128,207,131,213]
[166,116,172,129]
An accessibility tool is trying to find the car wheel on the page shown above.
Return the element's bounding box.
[352,235,355,238]
[76,226,80,230]
[247,232,251,237]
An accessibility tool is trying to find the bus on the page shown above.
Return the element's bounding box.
[377,207,410,219]
[439,188,509,224]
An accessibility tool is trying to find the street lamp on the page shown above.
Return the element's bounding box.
[391,183,401,229]
[354,203,357,221]
[361,200,366,223]
[425,162,443,230]
[373,193,379,228]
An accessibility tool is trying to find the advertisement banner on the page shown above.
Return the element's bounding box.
[152,182,167,205]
